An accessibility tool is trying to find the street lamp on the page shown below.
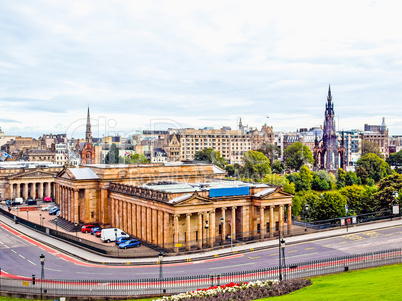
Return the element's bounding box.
[55,218,58,232]
[114,228,118,245]
[74,222,78,237]
[345,204,349,232]
[40,254,45,299]
[278,231,286,282]
[220,217,224,245]
[158,251,164,295]
[304,204,309,232]
[204,220,209,248]
[280,238,286,280]
[39,214,42,226]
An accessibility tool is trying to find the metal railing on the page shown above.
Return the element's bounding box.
[1,248,401,298]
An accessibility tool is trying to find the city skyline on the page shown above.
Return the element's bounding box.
[1,1,402,138]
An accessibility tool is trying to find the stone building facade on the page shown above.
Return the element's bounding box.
[55,163,292,252]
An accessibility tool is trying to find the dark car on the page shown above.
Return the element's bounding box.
[49,207,59,215]
[90,227,101,235]
[27,199,37,205]
[118,239,140,249]
[81,224,97,233]
[116,236,131,245]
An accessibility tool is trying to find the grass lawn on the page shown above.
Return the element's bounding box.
[257,263,402,301]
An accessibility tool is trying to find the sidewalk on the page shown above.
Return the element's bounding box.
[1,207,401,265]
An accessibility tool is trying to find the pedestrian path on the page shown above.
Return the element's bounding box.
[1,211,401,265]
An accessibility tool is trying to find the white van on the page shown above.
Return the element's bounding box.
[13,197,23,205]
[100,228,129,243]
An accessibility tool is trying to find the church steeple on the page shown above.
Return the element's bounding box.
[325,84,334,117]
[86,107,93,144]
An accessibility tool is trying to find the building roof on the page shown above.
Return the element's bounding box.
[69,168,99,180]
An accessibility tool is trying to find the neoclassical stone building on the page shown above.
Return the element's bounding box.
[55,163,293,251]
[0,162,62,201]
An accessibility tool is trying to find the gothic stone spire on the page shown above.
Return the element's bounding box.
[86,107,93,144]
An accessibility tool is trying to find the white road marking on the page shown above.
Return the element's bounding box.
[28,260,36,265]
[209,262,255,270]
[45,267,62,272]
[19,254,25,259]
[11,249,17,253]
[274,252,319,260]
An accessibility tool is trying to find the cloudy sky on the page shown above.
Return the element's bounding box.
[1,0,402,139]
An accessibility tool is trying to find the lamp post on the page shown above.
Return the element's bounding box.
[158,251,163,295]
[39,214,42,226]
[304,204,309,232]
[204,220,209,248]
[280,237,286,280]
[40,254,45,299]
[74,222,78,237]
[220,216,224,245]
[345,204,349,232]
[278,231,282,281]
[114,228,118,245]
[27,210,29,220]
[55,218,58,232]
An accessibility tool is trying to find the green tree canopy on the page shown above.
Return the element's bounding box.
[271,160,284,174]
[292,190,321,217]
[194,148,227,168]
[105,143,120,164]
[374,174,402,210]
[283,142,314,171]
[312,169,336,191]
[386,150,402,173]
[124,153,149,164]
[243,150,271,179]
[361,140,383,158]
[345,171,360,186]
[311,191,347,220]
[257,143,281,163]
[336,168,347,189]
[355,153,392,183]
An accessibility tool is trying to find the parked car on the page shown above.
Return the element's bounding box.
[49,207,59,215]
[95,230,102,237]
[56,210,60,217]
[116,236,131,245]
[43,197,52,202]
[81,224,97,233]
[118,239,140,249]
[91,227,101,235]
[27,199,37,205]
[100,228,129,243]
[42,204,56,211]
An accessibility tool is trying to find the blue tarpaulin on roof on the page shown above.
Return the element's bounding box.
[209,186,249,198]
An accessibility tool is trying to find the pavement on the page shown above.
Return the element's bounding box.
[1,203,402,265]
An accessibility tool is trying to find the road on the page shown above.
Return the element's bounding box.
[1,223,401,280]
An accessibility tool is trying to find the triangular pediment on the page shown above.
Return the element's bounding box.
[257,187,294,200]
[9,169,56,180]
[173,192,213,207]
[57,169,75,180]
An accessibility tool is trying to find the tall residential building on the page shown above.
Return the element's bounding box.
[338,130,361,167]
[179,127,252,164]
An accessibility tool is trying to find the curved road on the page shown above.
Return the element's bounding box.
[1,222,401,280]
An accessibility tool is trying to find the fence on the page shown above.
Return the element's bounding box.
[1,248,401,298]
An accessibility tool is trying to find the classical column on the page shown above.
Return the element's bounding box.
[270,205,275,238]
[23,183,28,200]
[38,182,44,199]
[136,205,141,239]
[141,206,146,241]
[146,207,152,243]
[231,206,237,240]
[260,206,265,239]
[152,208,157,244]
[131,204,137,236]
[157,210,163,246]
[16,183,20,198]
[163,212,169,248]
[46,182,51,199]
[74,189,79,224]
[197,212,203,249]
[221,207,226,243]
[279,205,284,233]
[174,214,179,252]
[287,204,292,235]
[9,183,14,199]
[204,211,209,247]
[186,213,192,251]
[209,210,215,247]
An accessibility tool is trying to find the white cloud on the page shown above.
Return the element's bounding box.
[0,0,402,138]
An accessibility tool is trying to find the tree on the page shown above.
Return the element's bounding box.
[386,150,402,173]
[299,165,313,191]
[124,153,149,164]
[243,151,271,179]
[194,148,227,168]
[361,140,383,158]
[283,142,314,171]
[374,174,402,210]
[345,171,360,186]
[336,168,347,189]
[355,153,392,183]
[257,143,281,163]
[292,190,321,217]
[105,143,120,164]
[311,191,347,221]
[271,160,284,174]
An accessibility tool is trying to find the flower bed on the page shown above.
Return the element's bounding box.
[154,278,312,301]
